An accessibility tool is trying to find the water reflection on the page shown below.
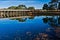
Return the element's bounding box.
[11,18,27,22]
[0,16,60,40]
[10,16,35,22]
[43,16,60,40]
[43,16,60,27]
[28,16,34,19]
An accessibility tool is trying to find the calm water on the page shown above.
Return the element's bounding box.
[0,16,60,40]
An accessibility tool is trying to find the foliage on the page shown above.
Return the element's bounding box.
[48,5,55,10]
[58,2,60,9]
[42,0,60,10]
[43,4,48,10]
[28,7,35,10]
[8,5,35,10]
[8,6,17,9]
[8,5,27,9]
[16,5,27,9]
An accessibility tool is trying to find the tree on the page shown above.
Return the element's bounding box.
[17,5,27,9]
[8,6,17,9]
[8,5,27,9]
[43,4,48,10]
[48,5,55,10]
[28,7,35,10]
[58,2,60,9]
[48,0,58,10]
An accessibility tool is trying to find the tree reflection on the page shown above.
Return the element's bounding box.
[48,17,57,27]
[43,16,60,39]
[10,16,35,22]
[43,16,60,27]
[43,17,49,23]
[58,17,60,24]
[11,18,27,22]
[28,16,34,19]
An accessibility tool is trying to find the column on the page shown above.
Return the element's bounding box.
[1,11,3,18]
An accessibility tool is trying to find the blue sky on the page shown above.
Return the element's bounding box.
[0,0,50,9]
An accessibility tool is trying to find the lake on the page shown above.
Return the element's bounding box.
[0,16,60,40]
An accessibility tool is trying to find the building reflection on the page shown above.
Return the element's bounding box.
[11,18,27,22]
[5,16,60,40]
[10,16,35,22]
[28,16,34,19]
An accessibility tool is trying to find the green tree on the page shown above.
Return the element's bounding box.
[58,2,60,9]
[47,0,59,10]
[17,5,27,9]
[8,6,17,9]
[28,7,35,10]
[43,4,48,10]
[48,5,55,10]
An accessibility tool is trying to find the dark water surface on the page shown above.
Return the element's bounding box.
[0,16,60,40]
